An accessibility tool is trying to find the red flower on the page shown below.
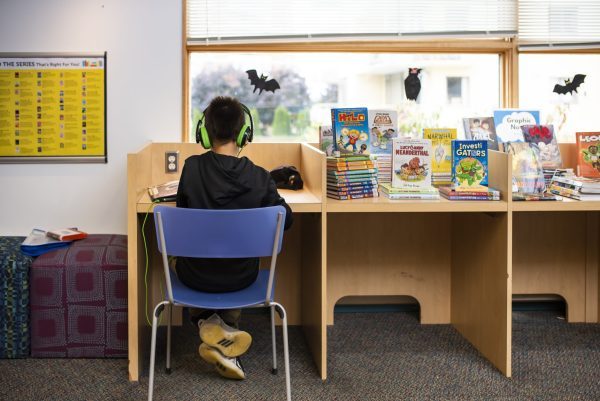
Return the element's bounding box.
[540,125,551,139]
[529,126,541,137]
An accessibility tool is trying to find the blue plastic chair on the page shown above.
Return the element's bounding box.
[148,205,291,401]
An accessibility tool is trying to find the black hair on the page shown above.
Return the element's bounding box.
[204,96,245,145]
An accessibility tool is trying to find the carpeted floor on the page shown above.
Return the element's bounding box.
[0,310,598,400]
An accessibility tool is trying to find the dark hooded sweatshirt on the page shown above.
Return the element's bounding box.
[175,151,293,292]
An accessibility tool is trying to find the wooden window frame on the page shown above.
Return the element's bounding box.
[185,0,594,142]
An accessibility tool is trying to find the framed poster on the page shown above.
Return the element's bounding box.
[0,53,106,163]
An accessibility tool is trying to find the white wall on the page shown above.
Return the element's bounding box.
[0,0,181,235]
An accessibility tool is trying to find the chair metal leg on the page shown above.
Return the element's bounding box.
[270,305,278,374]
[148,301,169,401]
[272,302,291,401]
[166,303,172,374]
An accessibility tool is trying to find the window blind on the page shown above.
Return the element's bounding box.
[519,0,600,49]
[187,0,517,44]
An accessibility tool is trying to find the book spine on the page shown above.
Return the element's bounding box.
[328,183,376,190]
[327,192,376,200]
[551,177,583,188]
[439,188,499,196]
[441,194,499,200]
[46,232,62,241]
[327,163,375,169]
[327,169,378,176]
[328,188,378,196]
[328,177,378,184]
[548,184,580,197]
[385,193,440,200]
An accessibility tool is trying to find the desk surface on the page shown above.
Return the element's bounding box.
[136,188,322,213]
[326,197,509,213]
[512,197,600,212]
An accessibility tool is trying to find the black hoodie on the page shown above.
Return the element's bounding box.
[175,151,293,292]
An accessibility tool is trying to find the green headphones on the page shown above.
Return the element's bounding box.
[195,103,254,149]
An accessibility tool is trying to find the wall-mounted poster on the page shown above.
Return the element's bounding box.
[0,53,106,163]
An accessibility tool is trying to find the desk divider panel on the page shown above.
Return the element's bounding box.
[450,150,512,377]
[128,142,327,381]
[127,142,153,382]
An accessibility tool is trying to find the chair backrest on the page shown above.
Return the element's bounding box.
[153,205,286,302]
[154,205,286,258]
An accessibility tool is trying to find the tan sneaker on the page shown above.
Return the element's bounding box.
[198,343,245,380]
[198,313,252,357]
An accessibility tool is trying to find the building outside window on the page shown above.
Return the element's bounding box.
[188,52,500,142]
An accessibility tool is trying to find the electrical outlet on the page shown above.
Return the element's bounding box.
[165,151,179,173]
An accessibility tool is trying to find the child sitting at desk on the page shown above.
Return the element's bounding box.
[175,96,293,380]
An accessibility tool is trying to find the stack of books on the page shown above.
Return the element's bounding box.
[438,186,501,201]
[20,228,72,257]
[379,183,438,200]
[543,168,558,188]
[326,155,379,200]
[548,174,600,201]
[373,155,392,184]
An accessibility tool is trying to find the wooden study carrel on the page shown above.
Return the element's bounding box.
[127,142,599,382]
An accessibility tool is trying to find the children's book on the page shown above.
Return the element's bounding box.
[319,125,334,156]
[20,228,72,257]
[332,108,370,155]
[392,138,432,189]
[576,132,600,178]
[521,124,562,169]
[451,140,488,191]
[368,110,398,155]
[423,128,456,178]
[47,228,88,241]
[462,117,499,151]
[148,180,179,202]
[493,110,540,143]
[505,142,546,195]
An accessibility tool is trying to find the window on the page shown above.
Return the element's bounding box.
[447,77,468,104]
[188,52,500,142]
[519,54,600,142]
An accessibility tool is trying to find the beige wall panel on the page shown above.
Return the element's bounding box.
[451,212,511,377]
[513,212,587,322]
[327,213,452,326]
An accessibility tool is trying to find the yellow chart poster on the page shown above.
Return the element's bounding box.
[0,54,106,162]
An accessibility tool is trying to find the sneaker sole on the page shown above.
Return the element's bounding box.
[198,344,245,380]
[200,323,252,358]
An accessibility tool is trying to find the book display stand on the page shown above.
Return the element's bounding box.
[127,142,599,382]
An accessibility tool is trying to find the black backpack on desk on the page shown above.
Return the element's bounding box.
[270,165,304,190]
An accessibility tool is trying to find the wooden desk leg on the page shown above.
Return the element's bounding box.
[586,212,599,323]
[300,213,327,380]
[127,213,144,382]
[451,212,511,377]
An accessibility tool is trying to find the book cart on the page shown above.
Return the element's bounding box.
[127,143,326,381]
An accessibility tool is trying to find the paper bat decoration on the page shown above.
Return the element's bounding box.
[404,68,422,101]
[553,74,586,95]
[246,69,280,94]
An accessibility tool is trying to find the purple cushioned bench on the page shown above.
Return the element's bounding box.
[30,234,128,358]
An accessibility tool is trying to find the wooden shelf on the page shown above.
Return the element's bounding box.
[325,196,508,213]
[512,197,600,212]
